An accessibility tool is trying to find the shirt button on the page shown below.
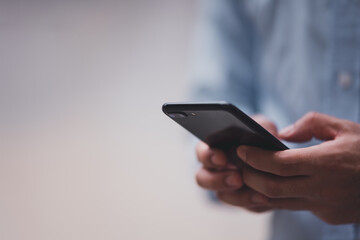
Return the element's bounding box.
[337,71,353,90]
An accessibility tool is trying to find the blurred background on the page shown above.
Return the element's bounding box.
[0,1,270,239]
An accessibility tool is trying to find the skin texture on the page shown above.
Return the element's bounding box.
[195,112,360,224]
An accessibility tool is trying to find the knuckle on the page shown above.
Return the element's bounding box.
[305,111,319,122]
[195,169,222,190]
[196,142,210,163]
[195,151,206,164]
[195,171,206,188]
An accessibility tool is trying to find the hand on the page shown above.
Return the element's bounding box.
[195,115,277,213]
[237,112,360,224]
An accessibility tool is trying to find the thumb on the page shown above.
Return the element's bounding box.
[279,112,341,142]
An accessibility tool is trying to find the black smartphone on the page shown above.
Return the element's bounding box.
[162,102,288,166]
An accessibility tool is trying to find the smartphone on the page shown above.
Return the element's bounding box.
[162,102,288,166]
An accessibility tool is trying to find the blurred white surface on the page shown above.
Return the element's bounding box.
[0,1,270,239]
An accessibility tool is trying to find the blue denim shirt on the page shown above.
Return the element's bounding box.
[191,0,360,239]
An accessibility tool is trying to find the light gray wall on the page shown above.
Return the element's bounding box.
[0,1,269,239]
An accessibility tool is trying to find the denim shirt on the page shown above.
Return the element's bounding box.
[191,0,360,239]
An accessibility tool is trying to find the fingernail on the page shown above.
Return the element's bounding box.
[279,125,294,136]
[251,193,268,204]
[211,154,226,166]
[225,175,243,187]
[237,146,247,161]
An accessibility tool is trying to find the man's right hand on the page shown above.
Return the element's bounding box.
[195,115,277,213]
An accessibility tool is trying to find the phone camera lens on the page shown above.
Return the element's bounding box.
[169,112,187,119]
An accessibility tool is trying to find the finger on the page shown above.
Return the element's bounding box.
[237,146,315,176]
[269,198,321,211]
[217,188,270,208]
[252,114,278,136]
[196,167,243,191]
[242,166,311,198]
[196,141,228,169]
[279,112,342,142]
[246,206,273,213]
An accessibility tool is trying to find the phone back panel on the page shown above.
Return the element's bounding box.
[162,102,288,152]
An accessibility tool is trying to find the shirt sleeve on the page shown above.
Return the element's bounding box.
[189,0,258,115]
